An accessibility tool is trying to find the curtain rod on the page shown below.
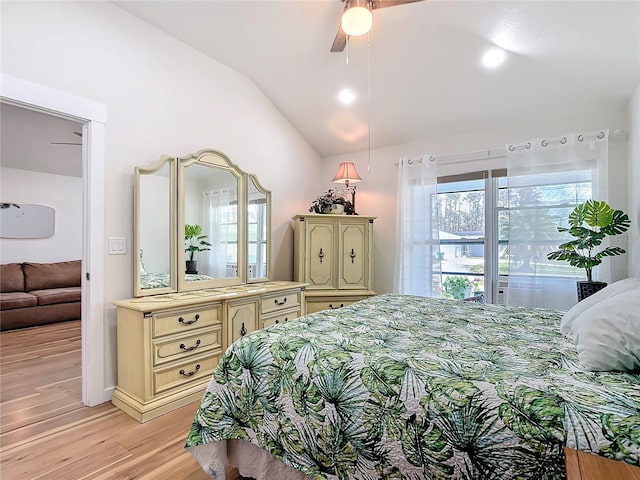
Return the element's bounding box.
[507,130,606,152]
[396,128,618,167]
[395,147,506,166]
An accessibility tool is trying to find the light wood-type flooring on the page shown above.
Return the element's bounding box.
[0,320,227,479]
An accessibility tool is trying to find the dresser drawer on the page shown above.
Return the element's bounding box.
[262,307,302,328]
[305,295,371,314]
[152,304,222,338]
[153,352,220,395]
[261,289,302,315]
[153,327,222,366]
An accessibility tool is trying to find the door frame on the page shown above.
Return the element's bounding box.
[1,73,108,406]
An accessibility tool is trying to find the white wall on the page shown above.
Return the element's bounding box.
[628,83,640,278]
[1,1,321,394]
[0,168,82,264]
[323,107,631,295]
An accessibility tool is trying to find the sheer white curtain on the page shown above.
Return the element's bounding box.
[394,156,441,296]
[505,130,609,309]
[202,188,235,277]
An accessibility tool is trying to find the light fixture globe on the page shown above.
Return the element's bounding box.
[341,5,372,37]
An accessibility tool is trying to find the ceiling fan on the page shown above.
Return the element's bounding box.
[331,0,424,52]
[51,131,82,146]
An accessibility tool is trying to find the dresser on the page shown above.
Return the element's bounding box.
[293,214,375,313]
[112,281,305,422]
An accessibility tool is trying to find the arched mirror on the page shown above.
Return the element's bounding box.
[178,150,246,292]
[134,156,176,297]
[247,175,271,282]
[133,149,271,296]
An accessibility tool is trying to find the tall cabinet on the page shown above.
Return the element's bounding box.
[293,214,376,313]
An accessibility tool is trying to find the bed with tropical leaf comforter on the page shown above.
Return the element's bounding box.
[185,294,640,480]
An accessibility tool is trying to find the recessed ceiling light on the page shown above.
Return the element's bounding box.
[482,48,506,69]
[338,89,357,106]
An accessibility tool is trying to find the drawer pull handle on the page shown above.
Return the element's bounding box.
[350,248,356,263]
[275,317,288,325]
[179,364,201,377]
[318,248,324,264]
[179,339,201,351]
[329,303,344,309]
[178,314,200,325]
[240,322,247,336]
[274,298,287,306]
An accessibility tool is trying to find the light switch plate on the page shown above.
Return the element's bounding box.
[108,237,126,255]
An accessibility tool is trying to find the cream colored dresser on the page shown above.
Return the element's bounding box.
[293,214,375,313]
[112,281,305,422]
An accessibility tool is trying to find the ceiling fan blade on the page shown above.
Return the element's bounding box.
[330,3,349,52]
[371,0,423,9]
[331,28,347,52]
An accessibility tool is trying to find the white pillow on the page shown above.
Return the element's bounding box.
[560,277,640,337]
[571,289,640,372]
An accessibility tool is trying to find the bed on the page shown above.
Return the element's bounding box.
[185,293,640,479]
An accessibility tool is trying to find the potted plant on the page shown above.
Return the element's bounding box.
[309,189,354,215]
[184,224,211,274]
[443,276,474,300]
[546,200,630,301]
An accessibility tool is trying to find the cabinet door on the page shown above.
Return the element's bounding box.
[305,221,335,289]
[227,299,258,346]
[338,222,369,290]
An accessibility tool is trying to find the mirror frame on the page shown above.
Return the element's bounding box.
[246,174,271,283]
[177,149,247,292]
[133,148,272,297]
[133,155,177,297]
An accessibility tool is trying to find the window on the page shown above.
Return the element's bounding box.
[435,169,592,304]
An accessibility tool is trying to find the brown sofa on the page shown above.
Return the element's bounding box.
[0,260,81,331]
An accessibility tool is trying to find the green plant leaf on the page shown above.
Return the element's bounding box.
[601,210,631,235]
[583,200,614,228]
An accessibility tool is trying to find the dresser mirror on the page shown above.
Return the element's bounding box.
[178,151,245,292]
[134,149,270,296]
[134,156,177,297]
[247,175,271,282]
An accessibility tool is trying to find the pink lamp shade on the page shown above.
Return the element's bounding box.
[332,162,362,186]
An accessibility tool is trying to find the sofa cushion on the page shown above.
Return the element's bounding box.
[0,263,25,293]
[23,260,81,292]
[0,292,37,310]
[31,287,81,306]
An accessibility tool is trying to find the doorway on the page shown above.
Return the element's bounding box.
[0,103,84,427]
[1,73,107,406]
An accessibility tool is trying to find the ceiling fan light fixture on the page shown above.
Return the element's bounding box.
[341,4,372,37]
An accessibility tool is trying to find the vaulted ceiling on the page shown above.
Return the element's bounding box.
[112,1,640,157]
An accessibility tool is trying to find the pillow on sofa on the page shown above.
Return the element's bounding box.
[0,263,25,292]
[23,260,81,291]
[571,289,640,372]
[560,277,640,337]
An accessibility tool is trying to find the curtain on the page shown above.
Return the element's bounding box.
[394,156,441,296]
[202,188,236,278]
[505,130,609,309]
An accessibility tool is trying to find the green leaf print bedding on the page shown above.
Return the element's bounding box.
[186,294,640,479]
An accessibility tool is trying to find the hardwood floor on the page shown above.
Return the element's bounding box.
[0,320,219,479]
